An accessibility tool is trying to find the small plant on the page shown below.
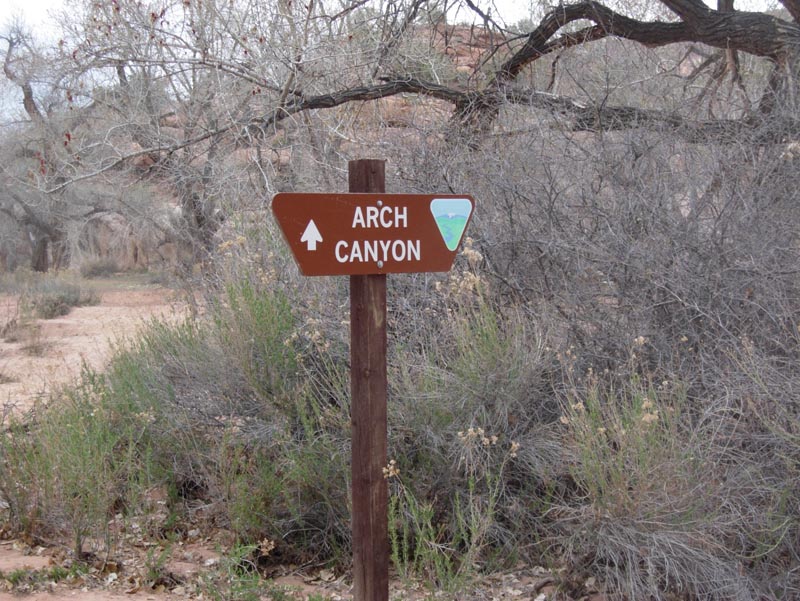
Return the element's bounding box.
[27,282,99,319]
[46,565,74,582]
[1,299,40,352]
[0,563,85,591]
[0,412,41,536]
[264,583,295,601]
[20,323,48,356]
[220,438,281,543]
[201,543,266,601]
[389,428,518,592]
[560,378,686,515]
[214,280,298,404]
[4,568,33,587]
[144,544,173,586]
[1,312,20,341]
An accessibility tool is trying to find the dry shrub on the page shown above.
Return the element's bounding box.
[386,110,800,597]
[77,117,799,596]
[23,274,99,319]
[79,259,120,279]
[551,379,760,599]
[0,370,155,558]
[94,268,353,562]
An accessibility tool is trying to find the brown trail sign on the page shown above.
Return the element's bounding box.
[272,192,473,276]
[272,160,474,601]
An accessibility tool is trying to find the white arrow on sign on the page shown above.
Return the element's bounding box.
[300,219,323,251]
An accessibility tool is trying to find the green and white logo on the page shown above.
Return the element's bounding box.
[430,198,472,251]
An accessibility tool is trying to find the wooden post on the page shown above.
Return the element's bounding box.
[349,159,389,601]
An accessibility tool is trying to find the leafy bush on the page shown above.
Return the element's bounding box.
[0,416,41,534]
[77,277,351,561]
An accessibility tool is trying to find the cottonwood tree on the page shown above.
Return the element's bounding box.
[1,26,92,271]
[4,0,800,268]
[58,0,800,178]
[1,22,172,271]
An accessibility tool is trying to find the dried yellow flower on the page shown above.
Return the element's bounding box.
[382,459,400,479]
[461,247,483,267]
[259,538,276,556]
[641,411,659,424]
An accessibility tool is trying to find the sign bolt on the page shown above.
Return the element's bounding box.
[377,260,384,269]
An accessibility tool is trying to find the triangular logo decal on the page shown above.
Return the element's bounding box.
[430,198,473,251]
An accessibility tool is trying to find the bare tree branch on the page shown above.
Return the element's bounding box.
[370,0,426,79]
[495,3,694,85]
[494,1,800,88]
[0,184,57,236]
[779,0,800,23]
[659,0,713,21]
[37,65,800,201]
[34,77,466,194]
[503,86,793,143]
[326,0,372,22]
[41,125,235,194]
[250,77,468,131]
[463,0,510,33]
[2,34,45,122]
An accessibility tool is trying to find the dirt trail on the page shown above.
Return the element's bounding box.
[0,284,183,414]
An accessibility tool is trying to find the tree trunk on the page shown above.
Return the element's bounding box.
[51,235,68,270]
[31,236,49,272]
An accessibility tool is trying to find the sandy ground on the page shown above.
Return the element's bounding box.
[0,539,355,601]
[0,284,183,415]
